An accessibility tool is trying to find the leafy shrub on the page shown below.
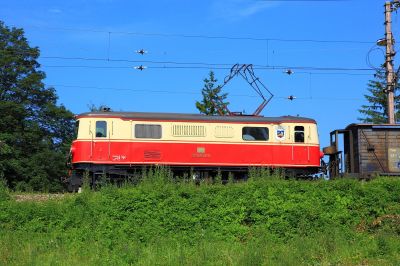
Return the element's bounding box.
[0,178,9,201]
[1,176,400,264]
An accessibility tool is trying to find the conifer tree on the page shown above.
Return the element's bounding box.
[196,71,229,115]
[359,67,400,123]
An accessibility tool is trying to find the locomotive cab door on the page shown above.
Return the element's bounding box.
[292,126,308,165]
[93,120,110,161]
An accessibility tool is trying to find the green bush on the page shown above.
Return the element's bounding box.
[0,178,9,201]
[1,176,400,264]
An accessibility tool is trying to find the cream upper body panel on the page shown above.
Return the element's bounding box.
[77,117,319,145]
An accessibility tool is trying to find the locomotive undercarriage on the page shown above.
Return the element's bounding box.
[65,163,321,192]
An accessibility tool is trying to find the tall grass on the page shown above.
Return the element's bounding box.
[1,230,399,265]
[0,177,10,201]
[1,170,400,265]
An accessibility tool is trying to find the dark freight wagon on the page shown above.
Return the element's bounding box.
[324,124,400,178]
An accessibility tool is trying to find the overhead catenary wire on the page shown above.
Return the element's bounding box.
[47,84,259,97]
[2,50,375,73]
[40,55,374,71]
[295,71,372,76]
[47,83,364,101]
[2,29,377,105]
[2,23,381,107]
[18,24,375,44]
[3,41,377,75]
[3,49,376,76]
[40,61,375,72]
[366,45,385,71]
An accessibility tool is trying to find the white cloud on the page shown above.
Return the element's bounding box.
[211,0,278,21]
[48,8,62,14]
[238,1,274,16]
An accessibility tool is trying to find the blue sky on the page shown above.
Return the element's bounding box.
[0,0,396,148]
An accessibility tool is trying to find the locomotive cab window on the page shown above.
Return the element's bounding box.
[135,124,162,139]
[294,126,304,143]
[96,121,107,138]
[242,127,269,141]
[74,120,80,139]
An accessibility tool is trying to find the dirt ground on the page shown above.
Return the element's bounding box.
[13,194,67,202]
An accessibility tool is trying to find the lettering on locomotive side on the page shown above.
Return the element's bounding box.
[192,153,211,158]
[112,155,127,161]
[192,147,211,158]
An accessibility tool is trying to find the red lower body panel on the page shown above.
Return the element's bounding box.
[71,140,321,168]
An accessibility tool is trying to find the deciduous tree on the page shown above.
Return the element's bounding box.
[0,21,75,191]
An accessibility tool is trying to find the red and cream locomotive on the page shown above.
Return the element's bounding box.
[66,110,323,190]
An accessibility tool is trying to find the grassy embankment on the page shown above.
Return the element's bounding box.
[0,169,400,265]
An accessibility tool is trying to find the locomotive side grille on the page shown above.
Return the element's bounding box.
[144,150,162,160]
[172,124,206,137]
[215,125,234,138]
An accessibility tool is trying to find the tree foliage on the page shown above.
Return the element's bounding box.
[359,67,400,123]
[0,21,75,191]
[196,71,229,115]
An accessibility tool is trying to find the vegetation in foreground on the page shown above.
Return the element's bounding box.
[0,172,400,265]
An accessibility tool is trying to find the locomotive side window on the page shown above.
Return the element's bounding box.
[74,120,80,139]
[294,126,304,143]
[135,124,162,139]
[242,127,269,141]
[95,121,107,138]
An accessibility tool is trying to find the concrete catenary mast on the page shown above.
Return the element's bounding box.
[381,1,399,124]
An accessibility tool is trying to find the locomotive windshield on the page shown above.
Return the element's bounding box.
[242,127,269,141]
[96,121,107,138]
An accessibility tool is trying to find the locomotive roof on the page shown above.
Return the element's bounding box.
[77,111,316,124]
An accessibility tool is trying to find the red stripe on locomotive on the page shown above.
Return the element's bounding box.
[71,140,321,168]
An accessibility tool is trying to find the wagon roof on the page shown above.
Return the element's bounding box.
[77,111,317,124]
[345,123,400,130]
